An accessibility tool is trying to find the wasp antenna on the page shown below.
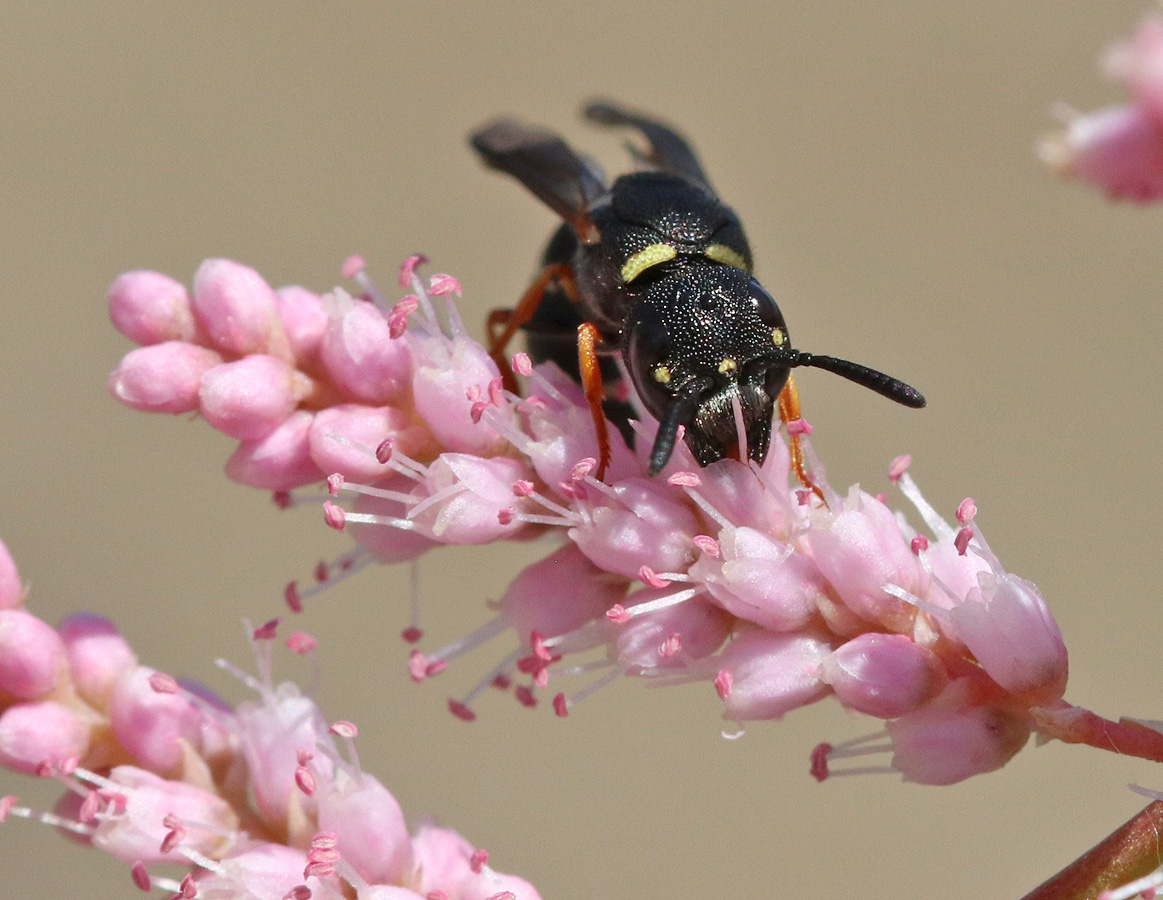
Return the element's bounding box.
[790,352,926,409]
[647,380,711,474]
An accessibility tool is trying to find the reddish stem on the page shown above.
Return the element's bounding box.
[1021,801,1163,900]
[1033,701,1163,764]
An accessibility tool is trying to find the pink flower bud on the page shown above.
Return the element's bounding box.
[616,593,733,672]
[0,540,21,610]
[225,410,324,490]
[316,771,413,886]
[275,285,328,363]
[308,404,435,483]
[1041,104,1163,202]
[320,293,411,403]
[108,342,223,414]
[501,543,628,640]
[0,701,90,774]
[191,258,290,357]
[806,489,927,631]
[0,609,67,699]
[821,633,943,719]
[716,629,832,721]
[1111,16,1163,124]
[108,270,197,345]
[108,666,205,776]
[57,613,137,708]
[692,526,824,632]
[886,702,1031,785]
[199,355,311,440]
[570,479,699,579]
[91,766,239,864]
[946,574,1068,705]
[412,336,507,455]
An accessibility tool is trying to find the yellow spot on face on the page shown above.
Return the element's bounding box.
[705,243,748,271]
[621,243,677,283]
[653,364,672,385]
[772,327,786,347]
[717,358,737,375]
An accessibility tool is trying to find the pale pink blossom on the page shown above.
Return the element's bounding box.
[103,255,1085,786]
[1042,15,1163,201]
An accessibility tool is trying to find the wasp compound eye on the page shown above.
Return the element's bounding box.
[626,306,675,419]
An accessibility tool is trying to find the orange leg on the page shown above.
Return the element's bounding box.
[487,263,576,393]
[577,322,612,481]
[777,376,825,504]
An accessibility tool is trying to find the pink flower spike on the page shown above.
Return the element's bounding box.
[321,291,411,404]
[511,352,532,376]
[287,631,318,654]
[954,526,972,556]
[109,342,223,414]
[342,255,367,279]
[716,629,832,721]
[108,271,196,346]
[398,254,427,287]
[324,502,346,531]
[553,693,568,717]
[428,273,462,297]
[822,633,942,719]
[786,418,813,437]
[956,497,977,524]
[275,286,329,364]
[887,703,1032,785]
[329,720,358,739]
[888,454,912,483]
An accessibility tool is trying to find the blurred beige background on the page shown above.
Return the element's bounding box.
[2,2,1161,898]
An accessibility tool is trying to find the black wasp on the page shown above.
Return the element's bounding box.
[471,101,924,488]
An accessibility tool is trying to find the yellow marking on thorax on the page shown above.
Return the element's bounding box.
[717,358,737,375]
[772,327,786,347]
[704,243,748,271]
[621,243,677,283]
[653,364,672,384]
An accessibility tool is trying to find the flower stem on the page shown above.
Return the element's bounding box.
[1020,801,1163,900]
[1033,701,1163,764]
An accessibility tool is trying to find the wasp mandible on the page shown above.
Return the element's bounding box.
[472,101,925,488]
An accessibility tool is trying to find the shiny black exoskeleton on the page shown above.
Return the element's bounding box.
[472,101,925,475]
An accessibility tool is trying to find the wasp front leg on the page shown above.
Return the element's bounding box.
[777,375,825,504]
[577,322,613,481]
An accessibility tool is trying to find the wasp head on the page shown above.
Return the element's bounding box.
[624,264,791,473]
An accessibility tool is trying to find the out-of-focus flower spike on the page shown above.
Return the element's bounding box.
[0,541,22,611]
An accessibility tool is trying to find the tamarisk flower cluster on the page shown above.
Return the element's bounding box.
[108,254,1080,787]
[0,538,541,900]
[1041,13,1163,201]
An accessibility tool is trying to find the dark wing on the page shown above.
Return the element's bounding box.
[584,100,716,196]
[470,119,607,235]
